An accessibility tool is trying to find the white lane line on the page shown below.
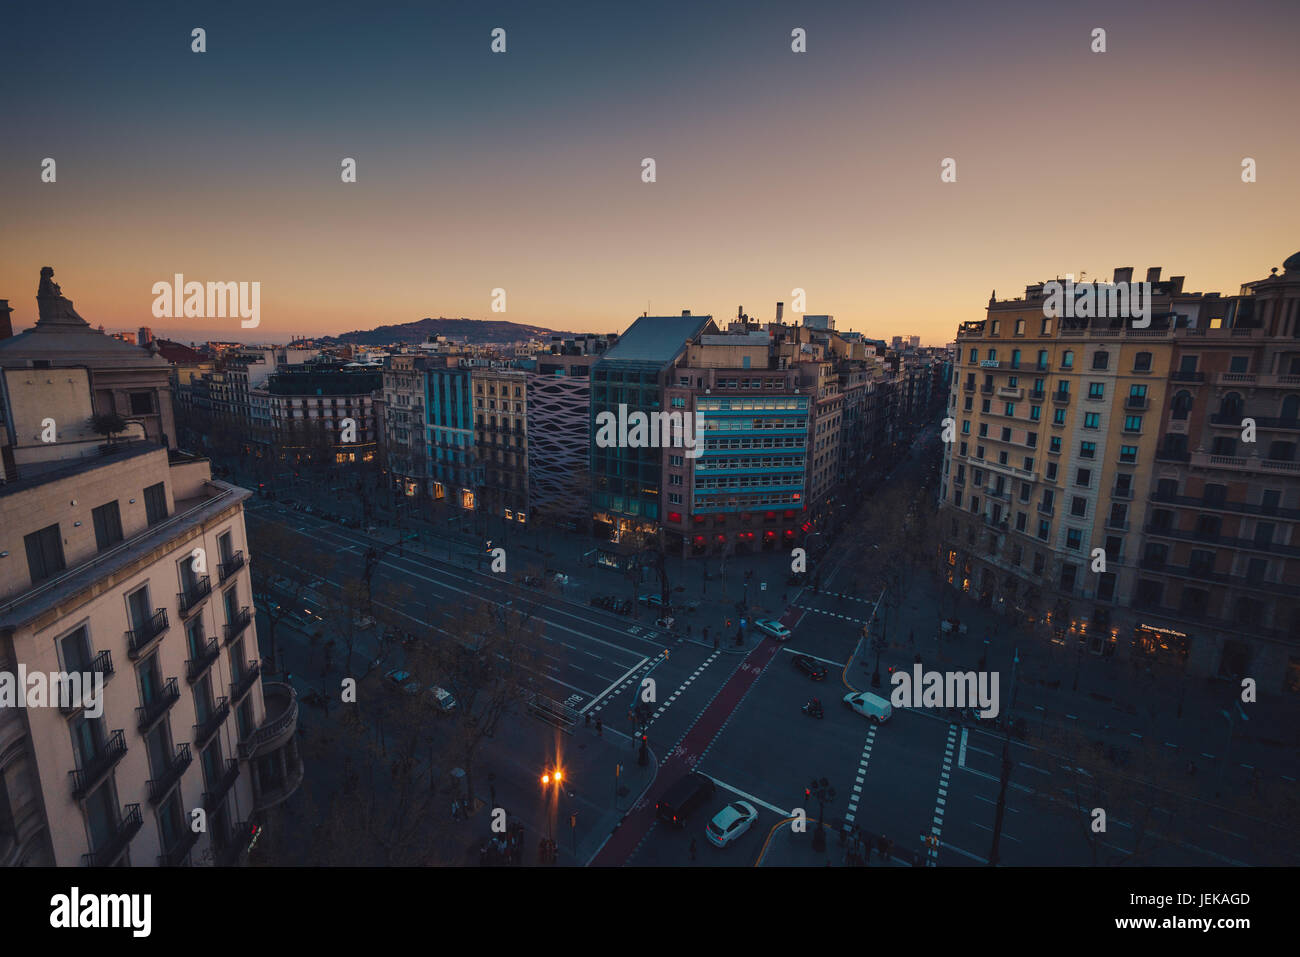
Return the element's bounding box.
[696,774,789,817]
[958,727,969,767]
[581,656,654,714]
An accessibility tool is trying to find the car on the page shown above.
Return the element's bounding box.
[705,800,759,848]
[843,691,893,723]
[383,669,420,695]
[428,686,457,713]
[548,571,570,585]
[791,654,827,680]
[638,594,667,608]
[655,616,675,630]
[754,619,791,641]
[655,772,716,828]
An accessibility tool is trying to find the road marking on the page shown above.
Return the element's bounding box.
[958,727,968,767]
[695,774,789,817]
[779,647,846,668]
[927,724,960,866]
[843,724,878,824]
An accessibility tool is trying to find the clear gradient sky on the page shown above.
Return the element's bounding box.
[2,0,1297,345]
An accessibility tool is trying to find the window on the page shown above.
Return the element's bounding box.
[1040,490,1054,512]
[1076,468,1091,486]
[129,391,154,414]
[1015,512,1027,532]
[1134,352,1152,372]
[953,489,963,507]
[1036,350,1048,370]
[1060,564,1078,593]
[1023,456,1034,471]
[144,482,167,525]
[1083,412,1099,429]
[24,524,65,583]
[1053,408,1067,425]
[1066,528,1082,550]
[1019,482,1031,503]
[1062,350,1074,369]
[1171,390,1192,420]
[1026,431,1037,448]
[1230,355,1249,373]
[1011,349,1021,368]
[987,348,997,361]
[1049,437,1062,454]
[1046,462,1058,480]
[976,445,985,459]
[1001,427,1012,442]
[979,422,989,437]
[1212,436,1237,456]
[1092,351,1109,370]
[969,348,978,364]
[59,626,94,673]
[961,420,970,434]
[1004,402,1015,417]
[1119,445,1138,463]
[1088,382,1105,400]
[1015,319,1025,336]
[1037,519,1050,541]
[1080,441,1096,458]
[998,450,1009,465]
[1123,415,1143,433]
[1030,405,1041,421]
[964,396,973,411]
[981,400,991,414]
[92,502,123,551]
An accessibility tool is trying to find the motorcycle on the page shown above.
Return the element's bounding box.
[801,698,824,719]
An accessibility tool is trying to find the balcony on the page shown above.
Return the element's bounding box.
[135,677,181,733]
[1111,486,1134,500]
[193,697,230,748]
[223,606,252,645]
[186,638,220,684]
[126,608,169,659]
[157,827,201,867]
[215,821,254,867]
[1189,450,1300,474]
[1052,391,1070,405]
[1124,396,1149,410]
[69,729,128,799]
[980,384,994,394]
[996,386,1024,401]
[203,759,241,813]
[239,681,298,760]
[80,804,143,867]
[146,744,193,805]
[1170,371,1205,383]
[177,576,211,618]
[59,650,115,714]
[218,550,245,583]
[1104,518,1130,531]
[230,660,261,705]
[963,382,975,392]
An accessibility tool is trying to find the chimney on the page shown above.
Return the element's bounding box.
[1113,267,1134,284]
[776,301,784,324]
[683,309,691,317]
[1167,276,1185,295]
[1145,267,1162,284]
[0,300,12,340]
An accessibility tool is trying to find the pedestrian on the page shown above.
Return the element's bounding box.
[877,834,889,861]
[689,838,697,862]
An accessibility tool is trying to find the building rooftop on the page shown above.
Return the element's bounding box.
[601,314,715,364]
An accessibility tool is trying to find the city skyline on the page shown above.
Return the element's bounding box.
[3,0,1297,343]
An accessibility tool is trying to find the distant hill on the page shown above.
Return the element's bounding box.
[327,317,560,346]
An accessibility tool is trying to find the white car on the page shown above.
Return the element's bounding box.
[754,619,791,641]
[705,800,758,848]
[428,686,457,713]
[843,691,893,723]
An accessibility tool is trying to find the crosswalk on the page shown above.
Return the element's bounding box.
[926,724,960,865]
[843,724,879,825]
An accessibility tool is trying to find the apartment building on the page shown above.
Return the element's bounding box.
[263,357,380,466]
[939,257,1300,692]
[471,367,529,523]
[0,287,301,866]
[382,354,436,500]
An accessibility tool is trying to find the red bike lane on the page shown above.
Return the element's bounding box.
[589,608,801,866]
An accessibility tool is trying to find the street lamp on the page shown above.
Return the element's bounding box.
[540,764,564,841]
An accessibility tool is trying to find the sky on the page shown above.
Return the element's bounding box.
[2,0,1297,346]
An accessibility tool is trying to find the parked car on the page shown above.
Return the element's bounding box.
[754,619,791,641]
[843,691,893,723]
[705,801,759,848]
[428,686,457,713]
[791,654,827,680]
[638,594,667,608]
[383,669,420,695]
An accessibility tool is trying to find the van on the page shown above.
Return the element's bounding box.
[655,772,716,828]
[843,691,893,724]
